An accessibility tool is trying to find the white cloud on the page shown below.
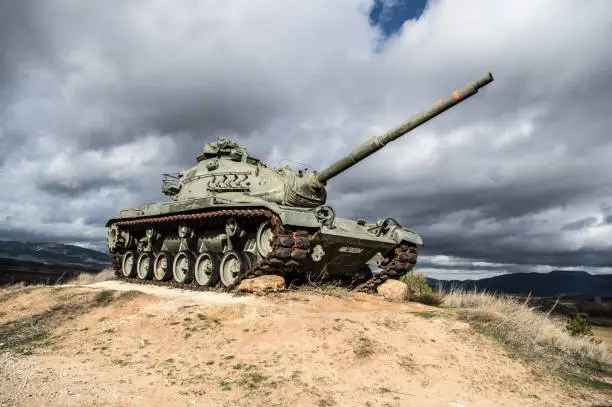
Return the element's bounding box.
[1,0,611,278]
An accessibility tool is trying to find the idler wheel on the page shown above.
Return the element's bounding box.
[107,225,120,252]
[122,251,137,278]
[108,225,132,252]
[219,250,249,288]
[154,251,174,281]
[137,252,154,280]
[173,250,195,284]
[194,251,220,287]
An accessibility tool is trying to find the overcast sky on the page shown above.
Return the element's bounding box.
[1,0,611,280]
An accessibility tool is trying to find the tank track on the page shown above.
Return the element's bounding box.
[108,209,312,292]
[107,209,417,294]
[353,245,418,293]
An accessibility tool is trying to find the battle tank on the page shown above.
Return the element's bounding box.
[106,72,494,292]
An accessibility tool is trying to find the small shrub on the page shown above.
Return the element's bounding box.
[400,272,432,296]
[400,271,442,305]
[93,290,114,306]
[118,290,140,301]
[353,336,375,358]
[566,313,593,337]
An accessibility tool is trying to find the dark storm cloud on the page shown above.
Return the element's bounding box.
[331,167,612,269]
[419,235,612,269]
[1,1,303,165]
[37,178,127,198]
[65,75,292,151]
[561,217,599,232]
[0,1,57,161]
[0,1,50,90]
[0,0,611,278]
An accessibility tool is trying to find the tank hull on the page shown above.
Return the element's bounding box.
[106,199,420,292]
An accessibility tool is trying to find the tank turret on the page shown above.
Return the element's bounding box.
[160,72,493,210]
[106,72,495,295]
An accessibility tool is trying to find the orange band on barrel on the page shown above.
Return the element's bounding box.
[453,91,460,101]
[435,100,443,106]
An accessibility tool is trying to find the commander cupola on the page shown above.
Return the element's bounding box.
[196,136,263,166]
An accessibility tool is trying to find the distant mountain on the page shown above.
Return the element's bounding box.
[0,240,109,268]
[427,270,612,299]
[0,240,110,285]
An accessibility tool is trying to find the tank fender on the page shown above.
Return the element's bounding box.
[388,226,424,246]
[276,208,321,228]
[104,202,322,229]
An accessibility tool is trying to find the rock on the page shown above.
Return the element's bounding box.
[238,275,286,294]
[376,279,408,301]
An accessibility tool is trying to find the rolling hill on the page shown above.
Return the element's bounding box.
[1,281,609,406]
[0,240,110,285]
[427,270,612,298]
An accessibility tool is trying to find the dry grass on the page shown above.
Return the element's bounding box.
[1,268,115,291]
[0,286,138,356]
[0,281,45,292]
[441,287,612,383]
[442,287,507,309]
[0,291,103,354]
[0,310,52,354]
[70,268,115,286]
[290,281,351,298]
[409,292,444,306]
[353,336,376,358]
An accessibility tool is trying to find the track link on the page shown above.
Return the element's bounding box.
[353,245,418,293]
[108,209,312,292]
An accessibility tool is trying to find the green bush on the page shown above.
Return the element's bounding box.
[399,271,443,305]
[565,313,594,337]
[400,271,432,296]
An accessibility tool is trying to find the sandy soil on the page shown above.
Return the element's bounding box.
[1,281,610,407]
[594,327,612,350]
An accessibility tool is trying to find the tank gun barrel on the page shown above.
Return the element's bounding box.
[314,72,494,184]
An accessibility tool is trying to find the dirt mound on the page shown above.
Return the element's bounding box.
[0,283,610,407]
